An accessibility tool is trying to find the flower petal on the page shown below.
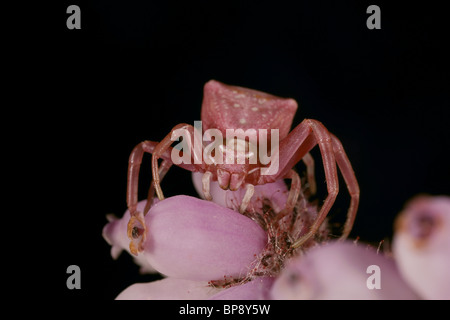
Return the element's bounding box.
[208,277,274,300]
[393,195,450,299]
[142,195,267,281]
[270,241,419,300]
[116,278,219,300]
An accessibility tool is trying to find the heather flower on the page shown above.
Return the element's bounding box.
[393,195,450,299]
[270,241,419,299]
[103,179,450,299]
[104,178,323,299]
[103,195,271,299]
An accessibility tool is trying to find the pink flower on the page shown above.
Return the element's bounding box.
[270,241,419,300]
[103,179,450,299]
[393,195,450,299]
[104,178,319,299]
[103,195,272,299]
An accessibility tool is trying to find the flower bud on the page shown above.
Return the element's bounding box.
[393,195,450,299]
[271,241,419,300]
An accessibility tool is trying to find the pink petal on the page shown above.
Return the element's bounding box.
[393,195,450,299]
[141,195,267,281]
[208,277,274,300]
[270,241,419,300]
[116,278,220,300]
[192,172,289,213]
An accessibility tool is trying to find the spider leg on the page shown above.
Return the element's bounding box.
[143,159,173,215]
[239,183,255,213]
[127,134,198,254]
[127,141,168,216]
[262,119,356,248]
[202,171,213,201]
[288,120,339,248]
[330,133,360,239]
[283,120,359,248]
[128,140,190,215]
[302,152,316,196]
[276,169,301,221]
[151,123,201,200]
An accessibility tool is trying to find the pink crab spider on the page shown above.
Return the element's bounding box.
[126,80,360,254]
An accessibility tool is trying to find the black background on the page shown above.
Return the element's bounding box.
[32,1,449,301]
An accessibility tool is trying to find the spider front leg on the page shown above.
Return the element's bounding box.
[129,158,173,255]
[266,119,359,248]
[127,141,175,217]
[143,159,173,214]
[151,123,203,201]
[126,140,174,254]
[126,132,197,255]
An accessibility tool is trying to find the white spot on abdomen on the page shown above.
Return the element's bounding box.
[252,107,258,111]
[234,103,240,108]
[239,118,247,124]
